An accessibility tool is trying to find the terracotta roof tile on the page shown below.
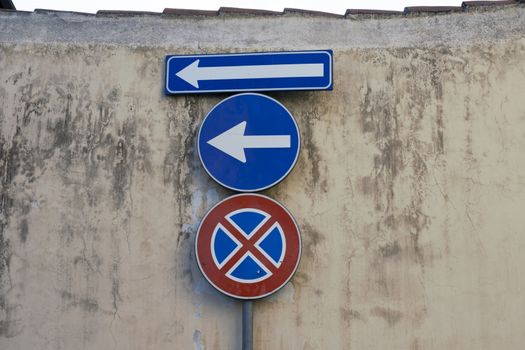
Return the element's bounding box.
[0,0,15,10]
[0,0,14,10]
[462,1,518,7]
[218,7,281,16]
[345,9,403,17]
[96,10,161,16]
[404,6,463,14]
[34,8,94,16]
[0,8,30,14]
[163,8,218,16]
[283,8,342,18]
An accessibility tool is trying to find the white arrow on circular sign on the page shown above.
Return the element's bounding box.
[198,93,300,192]
[207,121,291,163]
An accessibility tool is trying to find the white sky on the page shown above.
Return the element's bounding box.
[15,0,473,14]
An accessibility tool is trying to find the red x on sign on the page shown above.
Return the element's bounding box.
[195,194,301,299]
[217,215,280,277]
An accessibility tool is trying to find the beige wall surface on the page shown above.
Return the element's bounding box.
[1,5,525,350]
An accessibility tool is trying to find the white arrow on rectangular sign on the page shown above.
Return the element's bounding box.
[177,60,325,88]
[165,50,333,94]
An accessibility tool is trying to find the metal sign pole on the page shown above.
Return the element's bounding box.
[242,301,253,350]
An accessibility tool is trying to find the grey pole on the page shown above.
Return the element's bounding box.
[242,301,253,350]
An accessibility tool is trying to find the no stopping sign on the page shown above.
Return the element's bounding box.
[195,194,301,299]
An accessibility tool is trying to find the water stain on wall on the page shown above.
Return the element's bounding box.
[370,306,403,327]
[0,129,26,338]
[300,221,325,259]
[60,290,99,313]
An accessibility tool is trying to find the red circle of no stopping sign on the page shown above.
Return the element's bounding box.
[195,193,301,300]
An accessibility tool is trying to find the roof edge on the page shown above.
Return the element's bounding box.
[284,8,343,18]
[404,6,463,14]
[1,1,524,19]
[163,8,217,16]
[218,7,282,16]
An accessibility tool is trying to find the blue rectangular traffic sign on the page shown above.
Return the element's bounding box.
[165,50,333,95]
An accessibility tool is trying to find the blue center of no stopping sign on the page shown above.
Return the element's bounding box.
[211,208,285,283]
[198,93,300,192]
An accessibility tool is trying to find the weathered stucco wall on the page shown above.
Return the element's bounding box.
[1,5,525,349]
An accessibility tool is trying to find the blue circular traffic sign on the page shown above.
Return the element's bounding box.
[198,93,300,192]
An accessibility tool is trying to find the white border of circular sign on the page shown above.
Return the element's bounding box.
[195,193,302,300]
[197,93,301,192]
